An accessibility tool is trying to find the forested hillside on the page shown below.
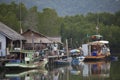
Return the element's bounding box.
[0,2,120,52]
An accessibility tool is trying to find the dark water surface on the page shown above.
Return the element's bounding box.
[0,56,120,80]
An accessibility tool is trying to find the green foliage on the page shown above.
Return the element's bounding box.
[61,12,120,49]
[0,2,120,51]
[23,6,39,30]
[37,8,61,36]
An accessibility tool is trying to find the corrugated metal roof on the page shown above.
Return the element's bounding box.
[0,22,25,40]
[48,37,62,44]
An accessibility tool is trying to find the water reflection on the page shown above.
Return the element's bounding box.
[83,61,110,77]
[70,61,110,78]
[0,61,112,80]
[2,69,48,80]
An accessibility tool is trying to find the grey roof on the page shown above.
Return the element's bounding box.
[0,22,25,41]
[48,37,62,44]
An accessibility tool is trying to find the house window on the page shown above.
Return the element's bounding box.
[0,42,1,49]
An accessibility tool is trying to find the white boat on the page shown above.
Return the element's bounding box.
[82,35,111,60]
[5,50,48,69]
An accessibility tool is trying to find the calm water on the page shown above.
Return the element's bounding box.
[0,56,120,80]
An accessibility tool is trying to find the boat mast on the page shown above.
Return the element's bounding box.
[96,14,99,35]
[66,39,69,58]
[19,0,22,60]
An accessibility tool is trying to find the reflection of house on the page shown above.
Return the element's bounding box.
[0,22,25,57]
[21,29,53,50]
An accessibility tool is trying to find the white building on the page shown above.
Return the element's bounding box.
[0,22,25,57]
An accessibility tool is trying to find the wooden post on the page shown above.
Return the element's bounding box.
[66,39,69,57]
[20,40,22,60]
[20,40,22,49]
[31,33,34,50]
[10,40,13,50]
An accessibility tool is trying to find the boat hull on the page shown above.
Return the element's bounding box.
[5,58,48,69]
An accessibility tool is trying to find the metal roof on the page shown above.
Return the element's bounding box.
[0,22,25,41]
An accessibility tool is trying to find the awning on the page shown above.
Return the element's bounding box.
[70,49,80,53]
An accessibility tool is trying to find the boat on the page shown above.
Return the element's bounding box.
[70,49,85,62]
[71,57,85,66]
[54,57,72,65]
[5,50,48,69]
[82,35,111,60]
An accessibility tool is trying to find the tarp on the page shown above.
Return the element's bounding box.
[70,49,80,53]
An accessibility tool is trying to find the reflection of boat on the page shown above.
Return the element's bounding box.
[82,61,110,78]
[70,61,84,75]
[70,60,111,78]
[70,70,81,75]
[5,50,48,69]
[82,35,111,60]
[5,69,48,80]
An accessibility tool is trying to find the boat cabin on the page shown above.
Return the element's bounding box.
[82,40,110,57]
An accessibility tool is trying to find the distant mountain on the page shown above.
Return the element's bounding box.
[0,0,120,16]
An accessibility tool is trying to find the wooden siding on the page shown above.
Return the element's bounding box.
[22,29,52,43]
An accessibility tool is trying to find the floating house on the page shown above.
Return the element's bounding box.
[0,22,25,57]
[21,29,63,56]
[21,29,53,50]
